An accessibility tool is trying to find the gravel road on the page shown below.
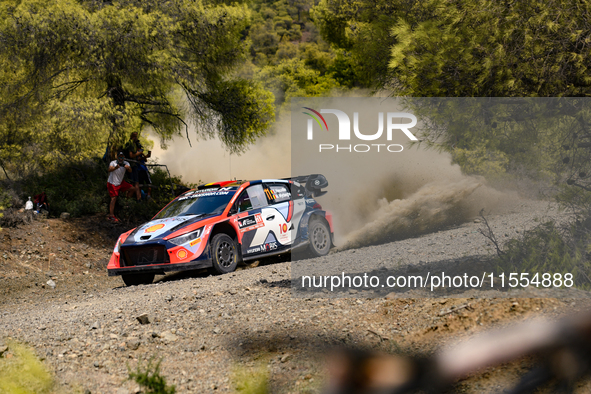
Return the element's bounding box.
[1,197,587,393]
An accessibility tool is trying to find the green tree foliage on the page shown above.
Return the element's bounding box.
[313,0,591,96]
[250,21,281,58]
[257,58,339,107]
[311,0,591,272]
[389,0,591,97]
[0,0,275,180]
[312,0,591,181]
[242,0,351,110]
[0,0,352,219]
[407,98,589,181]
[311,0,418,88]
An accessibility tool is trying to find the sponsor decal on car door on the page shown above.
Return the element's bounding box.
[240,184,307,255]
[232,184,271,255]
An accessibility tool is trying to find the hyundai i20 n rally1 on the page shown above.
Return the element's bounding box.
[107,175,333,286]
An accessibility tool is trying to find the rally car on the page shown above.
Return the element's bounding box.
[107,175,333,286]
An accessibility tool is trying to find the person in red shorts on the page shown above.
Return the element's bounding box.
[107,152,140,222]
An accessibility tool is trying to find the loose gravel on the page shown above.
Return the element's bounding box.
[1,198,588,393]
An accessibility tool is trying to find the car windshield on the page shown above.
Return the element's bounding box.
[153,189,236,219]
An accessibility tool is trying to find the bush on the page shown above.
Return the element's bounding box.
[4,158,192,223]
[0,209,31,228]
[13,158,108,218]
[0,186,20,209]
[0,185,30,228]
[0,341,55,394]
[111,166,193,225]
[233,364,268,394]
[128,357,176,394]
[490,218,591,290]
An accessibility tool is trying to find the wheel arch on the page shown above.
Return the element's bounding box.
[307,212,334,248]
[210,221,238,241]
[210,221,242,261]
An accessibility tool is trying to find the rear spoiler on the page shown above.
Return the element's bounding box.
[286,174,328,198]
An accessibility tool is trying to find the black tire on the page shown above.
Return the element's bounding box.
[308,218,331,257]
[210,233,238,274]
[122,273,155,286]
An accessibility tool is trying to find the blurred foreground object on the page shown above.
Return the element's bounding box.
[325,312,591,393]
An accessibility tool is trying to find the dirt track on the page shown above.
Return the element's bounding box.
[1,198,589,393]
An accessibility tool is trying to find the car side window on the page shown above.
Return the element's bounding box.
[235,193,252,212]
[266,184,291,203]
[289,182,305,199]
[236,185,268,212]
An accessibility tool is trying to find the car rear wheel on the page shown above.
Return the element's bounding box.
[211,233,238,274]
[308,218,331,257]
[122,273,155,286]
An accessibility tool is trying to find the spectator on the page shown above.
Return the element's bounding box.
[124,132,142,191]
[33,192,49,213]
[25,196,33,211]
[136,149,152,199]
[107,152,140,222]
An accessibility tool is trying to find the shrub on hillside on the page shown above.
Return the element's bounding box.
[485,216,591,290]
[2,158,191,223]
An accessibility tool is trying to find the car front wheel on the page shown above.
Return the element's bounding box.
[308,218,331,257]
[211,233,238,274]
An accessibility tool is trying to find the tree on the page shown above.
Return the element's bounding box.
[311,0,591,185]
[312,0,591,96]
[311,0,429,88]
[389,0,591,97]
[405,98,576,179]
[256,57,339,110]
[0,0,275,178]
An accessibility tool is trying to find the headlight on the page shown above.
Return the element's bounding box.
[114,235,124,253]
[169,228,202,246]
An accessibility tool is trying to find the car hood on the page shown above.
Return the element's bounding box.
[124,215,214,244]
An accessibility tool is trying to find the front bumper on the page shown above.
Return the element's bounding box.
[107,240,212,276]
[107,259,212,276]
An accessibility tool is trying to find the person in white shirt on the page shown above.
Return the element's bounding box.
[107,152,140,222]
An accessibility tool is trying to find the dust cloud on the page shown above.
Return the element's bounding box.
[290,96,511,249]
[149,106,509,250]
[148,116,292,184]
[311,146,507,250]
